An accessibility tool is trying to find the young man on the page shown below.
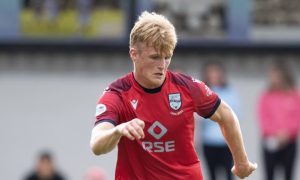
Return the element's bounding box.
[90,11,257,180]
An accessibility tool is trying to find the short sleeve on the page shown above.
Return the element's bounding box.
[190,79,221,118]
[94,90,122,126]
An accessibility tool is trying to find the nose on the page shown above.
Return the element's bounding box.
[157,58,167,71]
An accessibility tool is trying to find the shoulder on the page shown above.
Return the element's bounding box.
[297,91,300,98]
[169,71,197,88]
[54,173,65,180]
[168,71,213,97]
[169,71,209,92]
[24,173,37,180]
[260,90,271,98]
[292,89,300,96]
[289,89,300,101]
[107,73,133,93]
[258,90,273,104]
[98,73,133,104]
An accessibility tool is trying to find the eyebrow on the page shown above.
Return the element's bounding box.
[149,53,172,58]
[149,53,160,57]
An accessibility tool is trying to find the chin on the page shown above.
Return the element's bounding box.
[149,79,164,88]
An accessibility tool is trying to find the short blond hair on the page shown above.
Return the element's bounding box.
[129,11,177,55]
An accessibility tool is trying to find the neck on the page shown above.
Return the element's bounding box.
[133,71,164,89]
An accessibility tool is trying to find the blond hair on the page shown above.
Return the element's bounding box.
[129,11,177,55]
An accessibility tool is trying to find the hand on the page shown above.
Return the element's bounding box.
[116,118,145,140]
[231,161,257,179]
[276,132,289,148]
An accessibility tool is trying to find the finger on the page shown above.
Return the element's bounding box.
[231,166,236,175]
[134,119,145,129]
[242,163,257,178]
[231,166,244,179]
[248,163,257,176]
[252,163,258,170]
[238,173,247,179]
[131,121,145,138]
[126,125,142,140]
[123,129,135,140]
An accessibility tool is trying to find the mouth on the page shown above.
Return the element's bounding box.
[154,72,163,76]
[153,72,164,79]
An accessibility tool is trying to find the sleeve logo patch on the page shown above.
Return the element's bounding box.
[95,104,107,116]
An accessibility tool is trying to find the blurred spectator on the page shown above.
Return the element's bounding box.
[254,0,300,26]
[200,62,239,180]
[44,0,59,23]
[83,166,107,180]
[30,0,44,21]
[24,151,65,180]
[76,0,93,34]
[153,0,226,37]
[258,63,300,180]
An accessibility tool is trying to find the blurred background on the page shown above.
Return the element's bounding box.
[0,0,299,180]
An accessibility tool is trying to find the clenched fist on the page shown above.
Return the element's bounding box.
[116,118,145,140]
[231,161,257,179]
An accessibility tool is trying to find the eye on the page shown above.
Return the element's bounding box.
[150,55,161,60]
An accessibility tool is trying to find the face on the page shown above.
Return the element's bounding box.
[206,65,224,86]
[130,43,173,89]
[268,67,284,88]
[36,157,55,177]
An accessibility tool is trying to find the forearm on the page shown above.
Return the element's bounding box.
[90,125,122,155]
[210,102,257,178]
[90,119,145,155]
[218,108,248,165]
[211,101,249,165]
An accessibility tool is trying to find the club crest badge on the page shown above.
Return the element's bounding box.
[168,93,181,111]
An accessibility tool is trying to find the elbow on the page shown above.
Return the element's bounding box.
[91,148,102,156]
[216,106,237,126]
[90,141,106,156]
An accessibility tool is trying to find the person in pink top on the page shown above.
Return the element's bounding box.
[258,63,300,180]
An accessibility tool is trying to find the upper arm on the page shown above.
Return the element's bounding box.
[90,122,118,154]
[210,100,235,124]
[94,90,122,126]
[190,78,221,118]
[90,122,117,149]
[91,122,116,138]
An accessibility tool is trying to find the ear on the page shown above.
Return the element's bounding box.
[129,47,138,62]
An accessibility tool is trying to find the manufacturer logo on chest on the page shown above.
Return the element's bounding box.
[130,99,138,110]
[168,93,182,111]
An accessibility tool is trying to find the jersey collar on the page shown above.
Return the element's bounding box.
[131,72,167,94]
